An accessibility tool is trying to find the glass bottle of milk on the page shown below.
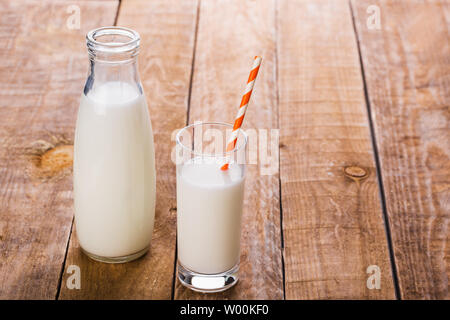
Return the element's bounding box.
[74,27,156,263]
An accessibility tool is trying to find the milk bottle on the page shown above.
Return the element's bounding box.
[74,27,156,263]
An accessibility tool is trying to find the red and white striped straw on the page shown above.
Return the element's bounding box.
[221,56,262,171]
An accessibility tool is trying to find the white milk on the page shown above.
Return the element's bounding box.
[74,81,156,258]
[177,159,245,274]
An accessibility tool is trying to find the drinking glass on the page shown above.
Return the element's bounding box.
[175,122,248,292]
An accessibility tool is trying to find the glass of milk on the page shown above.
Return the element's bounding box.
[176,122,248,292]
[73,27,156,263]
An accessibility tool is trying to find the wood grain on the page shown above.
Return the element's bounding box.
[277,0,396,299]
[0,0,118,299]
[352,0,450,299]
[1,0,445,301]
[174,0,284,299]
[58,0,199,299]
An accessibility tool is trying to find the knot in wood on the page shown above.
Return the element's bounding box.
[40,145,74,173]
[169,207,177,214]
[344,166,368,179]
[27,142,74,181]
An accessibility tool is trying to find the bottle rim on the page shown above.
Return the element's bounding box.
[86,26,140,58]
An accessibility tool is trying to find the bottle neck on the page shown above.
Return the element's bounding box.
[85,57,142,95]
[83,27,142,98]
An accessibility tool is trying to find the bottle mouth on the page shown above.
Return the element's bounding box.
[86,26,140,62]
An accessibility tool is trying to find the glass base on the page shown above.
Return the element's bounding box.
[81,246,149,264]
[177,262,239,293]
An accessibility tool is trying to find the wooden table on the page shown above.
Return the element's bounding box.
[0,0,448,300]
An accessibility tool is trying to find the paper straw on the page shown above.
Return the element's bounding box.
[221,56,262,171]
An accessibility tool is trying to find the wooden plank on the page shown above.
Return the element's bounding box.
[277,0,396,299]
[174,0,284,299]
[58,0,198,299]
[351,0,450,299]
[0,0,118,299]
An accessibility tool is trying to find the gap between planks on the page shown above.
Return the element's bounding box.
[170,0,202,300]
[348,0,401,299]
[55,216,74,299]
[274,0,287,301]
[55,0,122,300]
[174,0,283,299]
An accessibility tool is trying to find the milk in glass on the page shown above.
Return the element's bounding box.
[177,160,244,274]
